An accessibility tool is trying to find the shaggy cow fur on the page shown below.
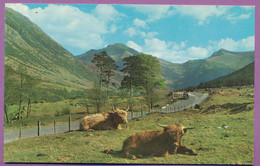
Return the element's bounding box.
[79,108,128,131]
[122,122,197,159]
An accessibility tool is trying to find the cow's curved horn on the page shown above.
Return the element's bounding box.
[183,127,195,130]
[112,106,116,112]
[156,119,168,128]
[125,106,129,112]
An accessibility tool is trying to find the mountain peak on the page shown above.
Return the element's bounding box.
[106,43,129,49]
[211,49,230,57]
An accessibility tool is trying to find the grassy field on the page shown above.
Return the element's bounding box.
[4,94,170,131]
[4,87,254,164]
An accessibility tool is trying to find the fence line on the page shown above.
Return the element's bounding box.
[5,93,208,144]
[127,102,197,120]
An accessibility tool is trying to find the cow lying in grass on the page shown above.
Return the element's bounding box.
[121,120,197,159]
[79,107,128,131]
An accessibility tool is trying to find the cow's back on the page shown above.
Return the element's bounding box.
[80,113,108,130]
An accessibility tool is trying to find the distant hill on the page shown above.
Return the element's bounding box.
[5,8,97,90]
[194,62,255,89]
[158,49,254,89]
[78,44,255,90]
[76,43,140,70]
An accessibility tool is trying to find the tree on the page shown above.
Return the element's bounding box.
[4,65,18,123]
[24,75,39,118]
[92,51,108,91]
[121,56,140,97]
[121,54,165,111]
[103,55,118,99]
[87,83,107,113]
[17,65,27,120]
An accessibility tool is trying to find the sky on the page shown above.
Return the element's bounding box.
[5,3,255,63]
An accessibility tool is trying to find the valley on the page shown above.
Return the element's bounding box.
[3,6,255,165]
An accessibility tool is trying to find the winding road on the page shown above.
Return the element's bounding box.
[4,93,208,144]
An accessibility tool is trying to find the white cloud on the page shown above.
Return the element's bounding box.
[209,36,255,52]
[6,3,123,55]
[127,5,174,22]
[240,6,255,10]
[141,38,204,63]
[92,4,124,23]
[124,27,137,37]
[179,47,209,59]
[124,27,158,39]
[144,38,168,58]
[139,35,254,63]
[174,5,231,25]
[6,3,30,15]
[225,13,251,23]
[133,18,147,28]
[126,41,142,52]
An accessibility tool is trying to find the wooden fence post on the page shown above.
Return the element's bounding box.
[54,120,56,134]
[38,121,40,136]
[69,117,71,131]
[19,124,22,139]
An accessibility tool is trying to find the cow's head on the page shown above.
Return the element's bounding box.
[112,106,128,124]
[156,120,194,142]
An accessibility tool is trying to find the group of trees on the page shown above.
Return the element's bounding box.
[4,65,39,123]
[89,51,165,112]
[4,65,86,123]
[4,51,165,122]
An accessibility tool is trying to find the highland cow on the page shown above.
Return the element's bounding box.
[79,107,128,131]
[122,120,197,159]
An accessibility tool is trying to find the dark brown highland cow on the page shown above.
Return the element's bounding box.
[122,121,197,159]
[79,107,128,131]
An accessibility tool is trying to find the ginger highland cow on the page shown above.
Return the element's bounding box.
[121,120,197,159]
[79,107,128,131]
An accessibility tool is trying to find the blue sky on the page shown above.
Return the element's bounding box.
[6,4,255,63]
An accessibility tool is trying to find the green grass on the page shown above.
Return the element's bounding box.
[4,87,254,164]
[5,93,170,130]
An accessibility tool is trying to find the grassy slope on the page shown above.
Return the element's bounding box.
[171,49,255,89]
[4,87,254,164]
[197,62,254,88]
[5,8,96,90]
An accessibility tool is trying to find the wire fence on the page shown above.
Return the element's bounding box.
[127,103,197,120]
[4,93,208,144]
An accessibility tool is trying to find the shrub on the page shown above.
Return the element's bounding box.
[61,107,71,115]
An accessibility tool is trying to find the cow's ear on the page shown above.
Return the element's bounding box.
[183,128,188,133]
[163,127,170,132]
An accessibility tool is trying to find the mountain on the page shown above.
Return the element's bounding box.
[76,43,140,70]
[195,62,254,88]
[5,8,96,90]
[78,44,255,90]
[5,7,254,91]
[169,49,254,89]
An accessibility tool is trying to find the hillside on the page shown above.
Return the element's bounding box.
[172,49,254,89]
[195,62,255,88]
[5,8,96,90]
[77,44,254,90]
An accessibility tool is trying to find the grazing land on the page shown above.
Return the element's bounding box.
[4,87,254,165]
